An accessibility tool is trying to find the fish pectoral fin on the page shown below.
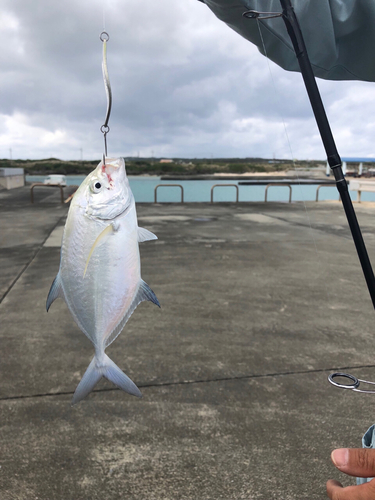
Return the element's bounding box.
[46,272,64,312]
[83,224,114,278]
[138,227,157,243]
[137,280,161,307]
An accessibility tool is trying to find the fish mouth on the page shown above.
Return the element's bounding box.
[101,157,125,186]
[84,157,132,220]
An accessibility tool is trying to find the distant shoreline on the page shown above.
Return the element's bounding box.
[2,157,329,177]
[26,171,332,182]
[6,157,373,180]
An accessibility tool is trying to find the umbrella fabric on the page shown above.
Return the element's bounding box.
[199,0,375,82]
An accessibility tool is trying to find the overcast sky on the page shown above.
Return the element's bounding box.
[1,0,375,161]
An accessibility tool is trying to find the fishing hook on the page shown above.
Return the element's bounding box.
[100,31,112,158]
[242,10,283,20]
[328,373,375,394]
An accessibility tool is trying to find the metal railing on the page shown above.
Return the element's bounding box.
[30,183,79,204]
[29,181,341,205]
[264,183,292,203]
[210,184,239,203]
[315,183,338,202]
[30,183,65,204]
[154,184,184,203]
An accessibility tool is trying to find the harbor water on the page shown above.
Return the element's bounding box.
[26,175,375,203]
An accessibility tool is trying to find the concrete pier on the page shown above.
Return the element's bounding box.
[2,185,375,499]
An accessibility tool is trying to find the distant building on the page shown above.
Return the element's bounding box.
[160,159,173,163]
[326,158,375,177]
[0,168,24,190]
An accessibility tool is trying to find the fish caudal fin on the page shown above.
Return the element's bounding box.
[71,353,142,405]
[71,357,102,405]
[103,355,142,398]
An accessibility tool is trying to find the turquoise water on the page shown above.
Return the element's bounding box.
[26,175,375,203]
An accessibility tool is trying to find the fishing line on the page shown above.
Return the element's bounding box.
[256,19,294,163]
[255,18,321,261]
[102,0,107,31]
[100,30,112,159]
[252,3,375,393]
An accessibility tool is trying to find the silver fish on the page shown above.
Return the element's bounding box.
[47,157,160,404]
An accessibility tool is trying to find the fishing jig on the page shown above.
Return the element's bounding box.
[100,31,112,163]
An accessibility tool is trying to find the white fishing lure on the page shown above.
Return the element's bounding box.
[47,157,159,404]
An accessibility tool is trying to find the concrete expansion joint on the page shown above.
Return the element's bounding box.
[2,363,375,402]
[0,214,67,305]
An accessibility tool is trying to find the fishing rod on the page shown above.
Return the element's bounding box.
[280,0,375,309]
[244,0,375,308]
[243,0,375,393]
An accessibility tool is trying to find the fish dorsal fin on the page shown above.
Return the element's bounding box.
[84,224,114,278]
[46,273,64,312]
[104,280,160,348]
[138,227,157,243]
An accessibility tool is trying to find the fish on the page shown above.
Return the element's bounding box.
[46,157,160,405]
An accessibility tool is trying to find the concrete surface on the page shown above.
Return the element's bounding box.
[2,186,375,499]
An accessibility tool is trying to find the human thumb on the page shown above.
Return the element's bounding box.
[332,448,375,478]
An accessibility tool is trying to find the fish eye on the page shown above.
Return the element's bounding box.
[91,180,103,194]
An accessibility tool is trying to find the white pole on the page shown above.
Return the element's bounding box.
[359,162,363,176]
[342,161,347,175]
[326,161,330,176]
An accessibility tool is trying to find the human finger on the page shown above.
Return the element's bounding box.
[327,479,375,500]
[332,449,375,477]
[327,479,343,498]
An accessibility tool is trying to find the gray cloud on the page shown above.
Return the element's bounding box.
[0,0,374,160]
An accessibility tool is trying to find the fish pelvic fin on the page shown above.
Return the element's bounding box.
[71,353,142,405]
[46,272,64,312]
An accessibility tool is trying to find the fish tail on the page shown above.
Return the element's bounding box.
[71,354,142,405]
[71,357,102,405]
[103,354,143,398]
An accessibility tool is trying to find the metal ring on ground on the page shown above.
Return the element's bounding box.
[100,32,110,41]
[328,372,360,389]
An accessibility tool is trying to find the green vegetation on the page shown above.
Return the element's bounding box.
[0,157,326,176]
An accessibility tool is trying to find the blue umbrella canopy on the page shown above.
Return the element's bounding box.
[199,0,375,82]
